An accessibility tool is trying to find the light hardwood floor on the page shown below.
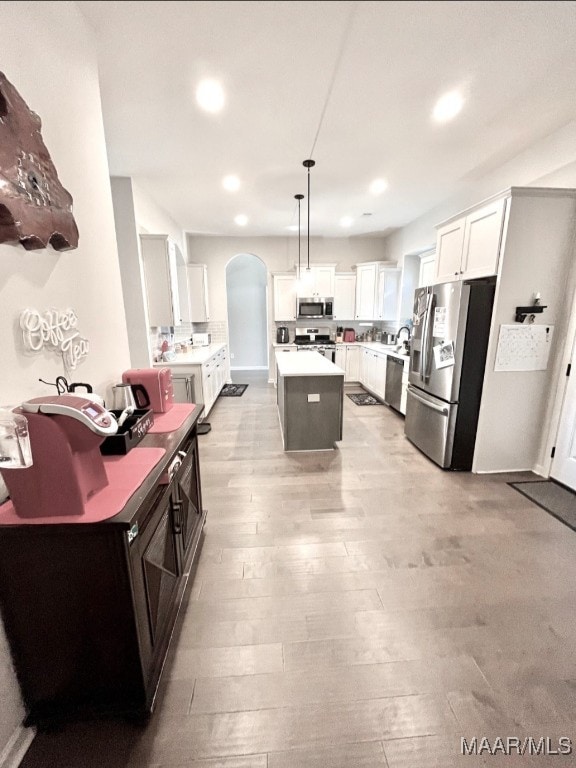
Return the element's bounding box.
[21,372,576,766]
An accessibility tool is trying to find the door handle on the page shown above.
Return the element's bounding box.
[172,500,183,533]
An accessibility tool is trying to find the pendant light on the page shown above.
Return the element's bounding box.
[303,159,315,271]
[294,194,304,280]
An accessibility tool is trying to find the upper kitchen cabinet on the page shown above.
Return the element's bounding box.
[418,250,436,287]
[296,264,336,297]
[435,197,507,283]
[354,261,399,321]
[273,274,297,321]
[141,234,187,327]
[333,273,356,320]
[179,263,210,322]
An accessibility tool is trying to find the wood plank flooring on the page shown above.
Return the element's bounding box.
[21,371,576,766]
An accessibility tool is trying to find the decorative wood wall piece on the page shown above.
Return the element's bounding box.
[0,72,79,251]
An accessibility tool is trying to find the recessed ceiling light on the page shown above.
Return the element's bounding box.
[234,214,248,226]
[340,216,353,228]
[286,224,299,231]
[222,175,240,192]
[433,90,464,123]
[196,79,225,113]
[369,179,388,195]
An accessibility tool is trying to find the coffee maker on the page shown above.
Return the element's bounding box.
[276,326,289,344]
[0,395,117,518]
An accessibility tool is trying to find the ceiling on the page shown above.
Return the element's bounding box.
[79,0,576,238]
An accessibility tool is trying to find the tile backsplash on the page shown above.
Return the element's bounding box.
[150,321,229,360]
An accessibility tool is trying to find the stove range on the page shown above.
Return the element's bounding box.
[294,326,336,362]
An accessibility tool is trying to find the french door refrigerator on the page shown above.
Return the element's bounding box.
[405,278,496,470]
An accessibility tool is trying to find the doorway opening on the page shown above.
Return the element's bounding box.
[226,253,268,371]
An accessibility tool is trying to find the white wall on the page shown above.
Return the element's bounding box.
[132,181,185,255]
[111,177,187,366]
[0,1,132,758]
[382,120,576,264]
[186,233,390,319]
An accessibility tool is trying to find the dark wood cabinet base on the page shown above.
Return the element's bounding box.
[0,410,205,728]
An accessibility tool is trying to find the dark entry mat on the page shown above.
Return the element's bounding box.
[220,384,248,397]
[346,393,383,406]
[509,480,576,532]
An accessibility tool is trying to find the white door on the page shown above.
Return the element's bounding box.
[334,274,356,320]
[273,275,297,321]
[551,331,576,490]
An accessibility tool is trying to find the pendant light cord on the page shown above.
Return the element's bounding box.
[308,1,358,159]
[307,166,310,270]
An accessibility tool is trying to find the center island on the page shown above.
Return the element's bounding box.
[275,349,345,451]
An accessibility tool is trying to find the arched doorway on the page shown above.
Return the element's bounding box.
[225,253,268,371]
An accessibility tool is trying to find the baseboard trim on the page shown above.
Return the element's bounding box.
[0,725,35,768]
[230,366,268,371]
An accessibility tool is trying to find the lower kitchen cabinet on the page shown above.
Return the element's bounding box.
[360,348,387,400]
[169,345,229,416]
[0,411,206,728]
[335,345,361,382]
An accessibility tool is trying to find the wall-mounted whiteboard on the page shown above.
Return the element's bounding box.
[494,324,554,371]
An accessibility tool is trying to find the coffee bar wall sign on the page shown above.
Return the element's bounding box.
[20,308,89,371]
[0,72,78,251]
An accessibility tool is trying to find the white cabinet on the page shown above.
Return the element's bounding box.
[435,198,506,283]
[334,273,356,320]
[359,347,386,400]
[418,252,436,287]
[296,264,336,297]
[354,262,400,321]
[165,345,229,418]
[400,360,409,416]
[335,345,360,382]
[273,274,297,321]
[140,234,186,327]
[181,264,210,322]
[355,263,379,319]
[335,345,346,371]
[377,268,401,321]
[345,345,360,382]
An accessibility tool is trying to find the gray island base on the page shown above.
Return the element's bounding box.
[276,350,345,451]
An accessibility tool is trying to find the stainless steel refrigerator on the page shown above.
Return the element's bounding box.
[404,278,496,470]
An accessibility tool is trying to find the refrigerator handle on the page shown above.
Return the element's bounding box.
[421,291,431,381]
[424,291,436,381]
[408,386,449,415]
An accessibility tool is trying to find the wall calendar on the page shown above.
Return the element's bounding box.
[494,324,554,372]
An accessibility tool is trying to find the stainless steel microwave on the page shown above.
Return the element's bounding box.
[297,297,334,319]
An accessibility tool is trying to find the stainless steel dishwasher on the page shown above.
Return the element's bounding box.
[385,355,404,413]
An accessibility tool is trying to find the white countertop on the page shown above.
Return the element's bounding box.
[275,350,345,377]
[153,343,226,366]
[335,341,410,362]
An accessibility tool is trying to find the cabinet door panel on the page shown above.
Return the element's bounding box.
[142,508,179,646]
[346,346,360,382]
[461,198,505,279]
[334,274,356,320]
[435,218,465,282]
[355,265,377,319]
[274,275,297,320]
[173,438,203,570]
[313,266,335,296]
